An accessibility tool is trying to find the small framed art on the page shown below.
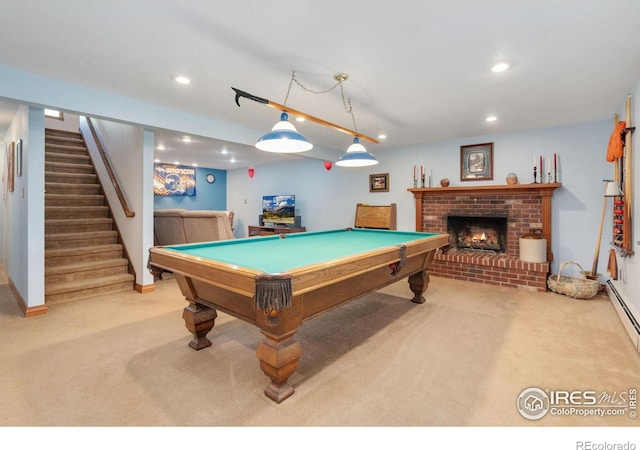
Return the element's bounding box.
[16,139,22,177]
[369,173,389,192]
[460,142,493,181]
[8,141,14,192]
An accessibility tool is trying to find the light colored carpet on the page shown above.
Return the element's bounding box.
[0,274,638,428]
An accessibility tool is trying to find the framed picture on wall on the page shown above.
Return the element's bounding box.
[369,173,389,192]
[8,141,14,192]
[16,139,22,177]
[460,142,493,181]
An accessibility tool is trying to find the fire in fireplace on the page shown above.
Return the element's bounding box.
[447,215,508,252]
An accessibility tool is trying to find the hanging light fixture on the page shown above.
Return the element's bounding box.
[334,73,378,167]
[232,71,379,163]
[335,137,379,167]
[255,112,312,153]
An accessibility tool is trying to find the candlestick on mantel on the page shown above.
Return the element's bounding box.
[540,156,543,175]
[533,166,538,183]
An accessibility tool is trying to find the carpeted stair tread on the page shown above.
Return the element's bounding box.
[45,206,109,219]
[45,258,129,275]
[45,273,134,295]
[45,161,95,173]
[45,193,106,206]
[45,152,90,162]
[46,230,117,241]
[45,172,97,182]
[45,181,101,192]
[45,142,87,150]
[46,218,113,226]
[45,244,124,257]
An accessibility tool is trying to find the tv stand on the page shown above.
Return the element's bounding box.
[248,225,306,237]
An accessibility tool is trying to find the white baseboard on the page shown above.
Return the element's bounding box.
[607,280,640,353]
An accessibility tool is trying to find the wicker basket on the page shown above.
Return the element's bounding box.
[547,261,599,299]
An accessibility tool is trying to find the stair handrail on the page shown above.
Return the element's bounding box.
[85,117,135,218]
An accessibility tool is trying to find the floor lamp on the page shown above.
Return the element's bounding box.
[591,180,623,278]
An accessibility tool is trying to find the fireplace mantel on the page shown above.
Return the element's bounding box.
[408,183,562,261]
[407,182,561,196]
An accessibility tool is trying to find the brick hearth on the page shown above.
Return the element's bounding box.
[408,184,561,292]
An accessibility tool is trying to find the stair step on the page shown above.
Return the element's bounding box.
[45,230,117,249]
[45,152,91,164]
[45,258,129,284]
[45,143,88,156]
[45,172,98,184]
[45,129,83,139]
[45,273,135,305]
[45,193,105,207]
[45,218,114,234]
[45,206,109,219]
[45,244,124,265]
[45,161,95,174]
[45,182,101,195]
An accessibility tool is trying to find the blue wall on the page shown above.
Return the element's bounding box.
[154,167,227,210]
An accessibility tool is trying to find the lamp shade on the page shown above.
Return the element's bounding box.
[255,112,313,153]
[604,181,623,197]
[335,137,379,167]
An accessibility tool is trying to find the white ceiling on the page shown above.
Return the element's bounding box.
[1,0,640,170]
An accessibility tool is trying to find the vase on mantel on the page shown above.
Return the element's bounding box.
[440,178,450,187]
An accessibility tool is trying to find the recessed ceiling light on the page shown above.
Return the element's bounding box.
[221,149,228,155]
[174,161,180,165]
[154,159,160,163]
[491,62,510,73]
[230,158,236,163]
[486,116,497,122]
[173,75,191,85]
[295,117,305,122]
[378,134,387,140]
[156,145,165,150]
[192,163,198,167]
[181,136,192,142]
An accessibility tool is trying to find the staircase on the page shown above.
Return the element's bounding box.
[44,128,135,304]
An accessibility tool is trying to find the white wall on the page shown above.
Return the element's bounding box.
[80,117,155,288]
[228,120,613,277]
[2,106,45,307]
[45,113,79,133]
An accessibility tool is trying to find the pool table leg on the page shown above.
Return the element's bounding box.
[182,301,218,350]
[256,329,302,403]
[408,270,430,304]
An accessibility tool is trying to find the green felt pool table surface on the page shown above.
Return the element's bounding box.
[165,228,442,273]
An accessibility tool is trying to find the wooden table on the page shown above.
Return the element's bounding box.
[148,228,448,403]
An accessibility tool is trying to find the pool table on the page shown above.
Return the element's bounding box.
[148,228,448,403]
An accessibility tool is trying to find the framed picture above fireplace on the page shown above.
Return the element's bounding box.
[460,142,493,181]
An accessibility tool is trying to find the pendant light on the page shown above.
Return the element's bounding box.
[335,137,379,167]
[255,112,312,153]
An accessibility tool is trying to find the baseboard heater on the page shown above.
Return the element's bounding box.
[606,280,640,352]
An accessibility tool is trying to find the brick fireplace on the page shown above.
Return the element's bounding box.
[408,183,561,292]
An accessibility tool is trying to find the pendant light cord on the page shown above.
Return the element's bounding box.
[283,71,359,133]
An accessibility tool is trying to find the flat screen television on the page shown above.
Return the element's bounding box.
[262,195,295,225]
